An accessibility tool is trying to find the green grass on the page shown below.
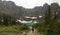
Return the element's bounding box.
[0,25,30,33]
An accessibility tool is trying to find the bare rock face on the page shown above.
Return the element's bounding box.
[0,1,60,19]
[0,1,23,18]
[0,0,2,1]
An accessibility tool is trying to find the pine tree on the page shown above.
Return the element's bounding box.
[3,14,9,26]
[44,5,52,35]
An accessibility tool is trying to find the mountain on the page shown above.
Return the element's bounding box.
[0,1,23,18]
[0,0,60,19]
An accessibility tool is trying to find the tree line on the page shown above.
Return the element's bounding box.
[33,4,60,35]
[0,14,18,26]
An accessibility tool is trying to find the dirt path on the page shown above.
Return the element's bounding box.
[26,26,39,35]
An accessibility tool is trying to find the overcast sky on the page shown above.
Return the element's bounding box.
[4,0,60,8]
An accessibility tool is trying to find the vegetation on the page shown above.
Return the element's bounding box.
[33,5,60,35]
[0,14,30,33]
[0,25,20,32]
[0,0,60,35]
[0,25,30,33]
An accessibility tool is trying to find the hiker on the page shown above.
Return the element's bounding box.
[32,27,34,32]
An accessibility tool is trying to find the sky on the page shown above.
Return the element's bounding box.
[3,0,60,8]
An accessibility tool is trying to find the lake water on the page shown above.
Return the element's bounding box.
[17,20,37,26]
[21,23,35,26]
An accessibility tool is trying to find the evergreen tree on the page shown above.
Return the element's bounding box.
[45,4,60,35]
[44,5,52,35]
[3,14,9,26]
